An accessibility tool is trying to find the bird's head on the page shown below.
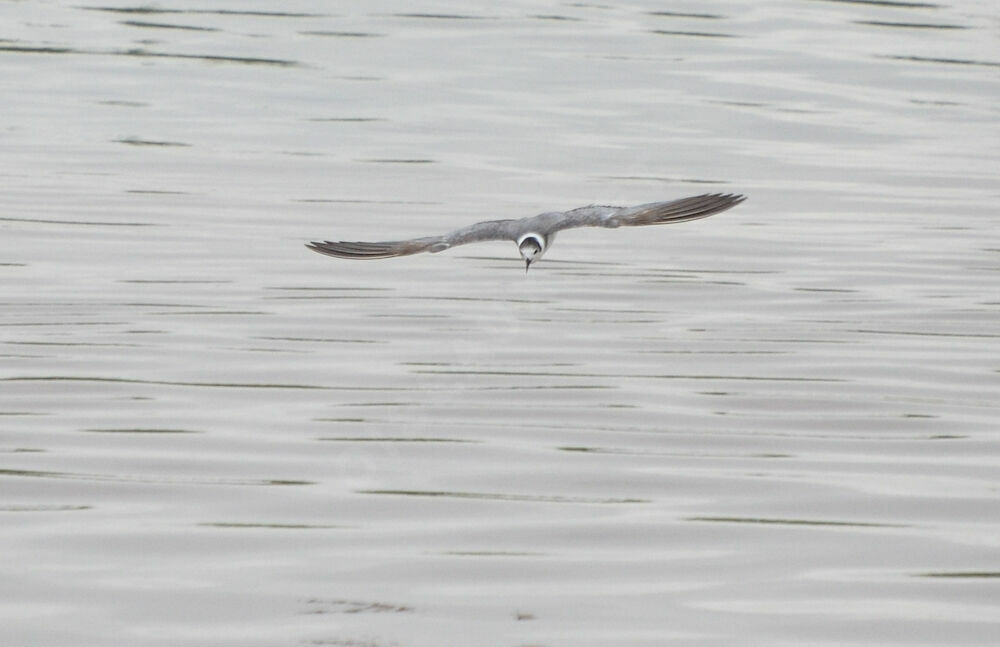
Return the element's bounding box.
[517,233,545,273]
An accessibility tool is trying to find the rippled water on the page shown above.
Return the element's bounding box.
[3,1,999,645]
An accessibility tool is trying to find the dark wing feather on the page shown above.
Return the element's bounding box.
[306,218,518,260]
[306,236,443,259]
[552,193,745,232]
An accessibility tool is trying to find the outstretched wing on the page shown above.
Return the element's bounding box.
[551,193,745,232]
[306,193,746,260]
[306,235,443,260]
[306,218,518,260]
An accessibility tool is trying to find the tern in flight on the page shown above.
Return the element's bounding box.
[307,192,745,272]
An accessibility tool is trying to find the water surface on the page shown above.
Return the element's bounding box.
[2,1,998,645]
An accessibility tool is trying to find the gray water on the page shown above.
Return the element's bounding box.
[2,1,999,645]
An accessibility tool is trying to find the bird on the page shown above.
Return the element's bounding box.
[306,192,745,272]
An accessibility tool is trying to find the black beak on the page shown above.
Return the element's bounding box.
[525,258,532,274]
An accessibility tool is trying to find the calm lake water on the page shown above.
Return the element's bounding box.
[2,1,998,645]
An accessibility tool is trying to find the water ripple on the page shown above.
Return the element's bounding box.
[0,468,312,486]
[358,490,647,504]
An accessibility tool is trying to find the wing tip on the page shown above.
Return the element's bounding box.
[703,191,746,204]
[305,239,410,260]
[306,240,375,259]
